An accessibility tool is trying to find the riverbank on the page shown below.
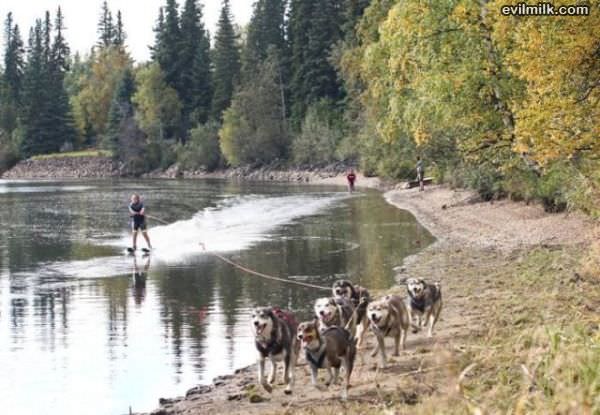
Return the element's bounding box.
[1,155,377,186]
[0,155,119,179]
[144,186,598,415]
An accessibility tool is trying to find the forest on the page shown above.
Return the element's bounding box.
[0,0,599,216]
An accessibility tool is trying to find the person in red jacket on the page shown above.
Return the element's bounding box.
[346,168,357,193]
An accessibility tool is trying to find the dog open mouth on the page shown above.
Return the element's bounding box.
[370,314,382,324]
[300,334,314,347]
[254,322,267,335]
[319,311,333,322]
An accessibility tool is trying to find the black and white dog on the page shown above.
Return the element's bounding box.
[251,307,300,394]
[405,278,442,337]
[314,297,356,336]
[297,318,357,400]
[332,280,371,348]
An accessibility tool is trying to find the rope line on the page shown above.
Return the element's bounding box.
[201,244,330,291]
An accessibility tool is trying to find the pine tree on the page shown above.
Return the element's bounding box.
[21,20,53,156]
[243,0,287,70]
[97,1,114,48]
[242,0,289,120]
[1,13,25,135]
[150,7,165,61]
[211,0,240,120]
[113,10,126,47]
[42,11,52,65]
[288,0,344,123]
[105,68,135,154]
[180,0,211,125]
[157,0,182,92]
[48,7,76,149]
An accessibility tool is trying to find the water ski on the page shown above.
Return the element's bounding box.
[126,247,151,255]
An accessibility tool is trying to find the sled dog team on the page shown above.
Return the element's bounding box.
[251,278,443,400]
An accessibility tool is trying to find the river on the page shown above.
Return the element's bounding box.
[0,178,433,414]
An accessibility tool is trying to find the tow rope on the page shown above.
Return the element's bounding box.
[200,243,330,291]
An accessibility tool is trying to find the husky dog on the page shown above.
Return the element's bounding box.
[251,307,300,394]
[297,319,357,400]
[314,297,356,336]
[332,280,371,348]
[405,278,442,337]
[367,295,410,368]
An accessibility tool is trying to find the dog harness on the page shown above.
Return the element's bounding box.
[305,343,327,368]
[409,287,441,313]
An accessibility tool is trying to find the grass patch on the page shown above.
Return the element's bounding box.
[30,149,112,160]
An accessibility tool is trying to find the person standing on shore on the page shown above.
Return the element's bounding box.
[129,194,152,251]
[346,168,357,193]
[416,156,425,191]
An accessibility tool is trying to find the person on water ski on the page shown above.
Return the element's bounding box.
[346,168,357,193]
[129,194,152,251]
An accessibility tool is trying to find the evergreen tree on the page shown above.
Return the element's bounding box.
[341,0,370,42]
[113,10,126,47]
[150,7,165,61]
[180,0,211,125]
[105,68,135,154]
[156,0,182,92]
[288,0,344,123]
[97,1,114,48]
[242,0,289,119]
[48,7,76,149]
[243,0,287,71]
[211,0,240,120]
[20,20,53,156]
[42,11,52,65]
[1,13,25,135]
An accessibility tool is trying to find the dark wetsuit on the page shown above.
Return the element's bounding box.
[129,202,147,231]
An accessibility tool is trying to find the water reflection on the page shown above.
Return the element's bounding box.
[0,179,433,414]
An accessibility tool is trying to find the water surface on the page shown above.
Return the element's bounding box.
[0,179,433,414]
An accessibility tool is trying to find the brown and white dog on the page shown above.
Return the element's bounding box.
[405,278,442,337]
[297,318,357,400]
[313,296,356,336]
[332,280,371,348]
[367,295,410,368]
[251,307,300,394]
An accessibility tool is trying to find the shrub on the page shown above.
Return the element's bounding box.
[0,131,20,173]
[292,102,342,166]
[536,162,574,212]
[501,162,539,203]
[177,122,222,171]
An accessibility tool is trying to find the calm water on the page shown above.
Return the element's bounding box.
[0,178,433,414]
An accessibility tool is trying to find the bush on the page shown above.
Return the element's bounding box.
[177,122,222,171]
[501,162,539,203]
[292,101,343,166]
[0,131,20,173]
[536,162,574,212]
[145,139,176,171]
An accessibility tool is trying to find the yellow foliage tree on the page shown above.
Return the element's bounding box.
[71,47,132,143]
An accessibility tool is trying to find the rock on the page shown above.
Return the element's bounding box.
[213,375,234,387]
[185,385,212,397]
[227,393,244,401]
[249,394,267,403]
